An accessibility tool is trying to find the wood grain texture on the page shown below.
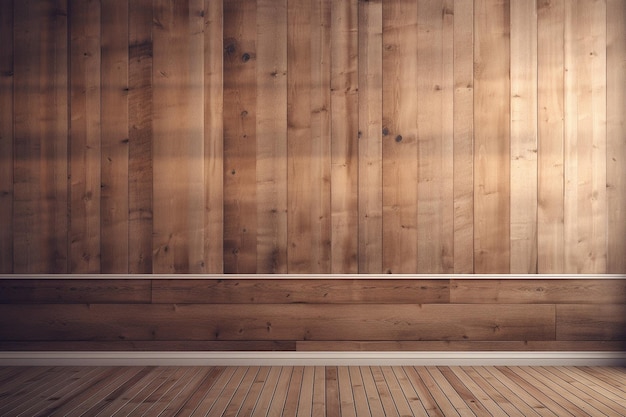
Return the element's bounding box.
[0,0,13,273]
[152,0,205,273]
[453,0,474,274]
[382,0,419,273]
[13,0,69,274]
[510,0,538,273]
[538,0,565,273]
[450,279,626,304]
[204,0,224,273]
[101,0,129,273]
[357,0,383,274]
[0,303,556,342]
[473,0,510,273]
[256,0,287,273]
[0,280,151,304]
[152,279,450,304]
[223,0,257,273]
[69,0,101,274]
[607,0,625,274]
[556,304,626,341]
[128,0,154,274]
[331,0,359,274]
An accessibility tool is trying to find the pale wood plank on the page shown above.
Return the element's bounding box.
[510,0,538,273]
[438,366,492,416]
[256,0,287,273]
[223,0,258,273]
[128,0,153,274]
[427,366,476,417]
[349,366,370,417]
[380,366,415,417]
[581,366,626,393]
[331,0,359,274]
[218,366,260,417]
[337,366,357,417]
[281,366,304,417]
[230,367,270,417]
[417,0,454,273]
[152,0,205,273]
[13,0,69,273]
[452,0,474,274]
[69,1,100,274]
[297,365,315,417]
[370,366,400,417]
[484,366,560,417]
[265,366,293,417]
[204,0,224,273]
[381,0,419,273]
[250,366,281,417]
[359,367,386,417]
[537,0,565,273]
[312,366,327,416]
[100,0,129,274]
[357,0,383,274]
[553,367,626,414]
[450,367,509,416]
[391,366,430,416]
[189,367,238,417]
[0,0,13,273]
[415,366,460,417]
[466,366,532,416]
[474,0,511,273]
[607,0,626,273]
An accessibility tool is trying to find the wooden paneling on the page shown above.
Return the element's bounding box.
[0,0,624,274]
[0,0,13,273]
[1,278,623,351]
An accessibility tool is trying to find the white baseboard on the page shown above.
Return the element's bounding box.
[1,351,624,367]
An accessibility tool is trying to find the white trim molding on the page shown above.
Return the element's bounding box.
[1,351,624,367]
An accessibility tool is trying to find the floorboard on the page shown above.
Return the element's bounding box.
[0,366,623,416]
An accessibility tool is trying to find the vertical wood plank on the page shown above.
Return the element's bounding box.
[607,0,626,273]
[204,0,224,273]
[357,0,383,273]
[153,0,205,273]
[382,0,418,273]
[474,0,511,273]
[537,0,565,273]
[331,0,358,273]
[101,0,129,273]
[223,0,257,273]
[256,0,287,273]
[128,0,153,273]
[310,0,332,273]
[69,0,101,273]
[510,0,538,273]
[14,0,69,273]
[453,0,474,274]
[417,0,454,273]
[0,0,13,273]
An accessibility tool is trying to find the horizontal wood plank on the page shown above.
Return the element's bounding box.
[556,304,626,341]
[450,279,626,304]
[0,304,555,342]
[152,279,449,304]
[0,280,151,304]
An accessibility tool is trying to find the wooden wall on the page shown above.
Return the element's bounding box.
[0,0,625,275]
[1,278,624,351]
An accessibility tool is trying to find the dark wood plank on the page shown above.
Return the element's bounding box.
[451,279,626,304]
[0,280,151,304]
[0,0,13,273]
[13,0,69,273]
[128,0,153,274]
[223,0,258,273]
[152,279,450,304]
[0,340,296,351]
[69,0,101,274]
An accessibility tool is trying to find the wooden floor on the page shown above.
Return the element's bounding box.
[0,366,625,416]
